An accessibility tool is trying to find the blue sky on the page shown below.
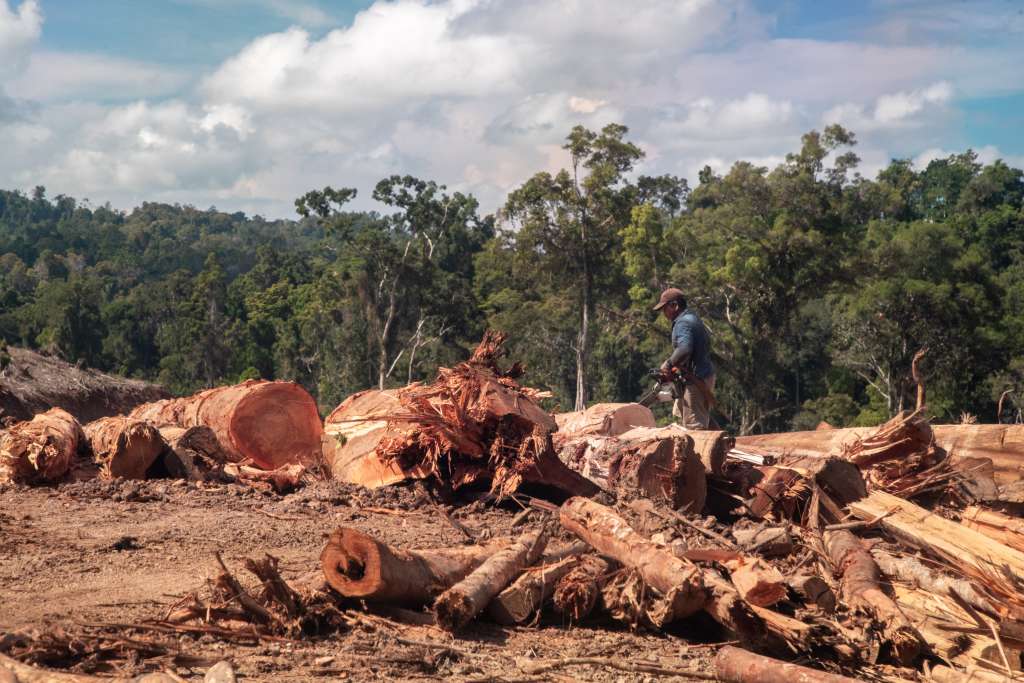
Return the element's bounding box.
[1,0,1022,218]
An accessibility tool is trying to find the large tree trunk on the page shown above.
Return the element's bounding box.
[0,407,82,484]
[575,280,590,412]
[554,403,655,441]
[961,506,1024,553]
[932,424,1024,485]
[559,497,706,622]
[320,527,510,605]
[130,380,323,470]
[617,425,733,476]
[433,528,548,631]
[84,415,165,479]
[157,425,228,479]
[824,530,921,664]
[487,543,586,625]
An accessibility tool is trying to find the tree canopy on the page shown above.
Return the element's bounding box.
[2,125,1023,430]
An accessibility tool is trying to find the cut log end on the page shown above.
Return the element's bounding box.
[433,590,474,632]
[85,416,166,480]
[230,382,324,469]
[320,527,388,600]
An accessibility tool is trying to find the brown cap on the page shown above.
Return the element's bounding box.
[653,288,685,311]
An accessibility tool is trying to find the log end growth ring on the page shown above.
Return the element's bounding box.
[228,381,323,469]
[320,527,389,599]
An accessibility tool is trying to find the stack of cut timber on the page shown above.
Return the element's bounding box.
[130,379,323,470]
[319,332,597,499]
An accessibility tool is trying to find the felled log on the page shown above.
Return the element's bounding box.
[554,402,655,439]
[552,554,611,621]
[559,497,705,622]
[962,506,1024,553]
[618,425,733,476]
[738,466,809,520]
[824,529,922,664]
[0,407,82,484]
[724,556,787,607]
[560,432,706,510]
[83,415,165,479]
[320,527,508,605]
[157,425,227,479]
[223,462,305,493]
[931,665,1023,683]
[322,389,412,488]
[848,490,1024,592]
[714,646,859,683]
[732,525,794,557]
[130,380,323,470]
[0,652,145,682]
[488,554,581,625]
[433,528,547,631]
[933,424,1024,485]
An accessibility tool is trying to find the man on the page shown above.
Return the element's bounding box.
[653,288,716,430]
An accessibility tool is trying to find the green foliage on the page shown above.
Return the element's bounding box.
[2,124,1022,431]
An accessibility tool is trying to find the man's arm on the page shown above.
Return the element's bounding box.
[661,317,693,371]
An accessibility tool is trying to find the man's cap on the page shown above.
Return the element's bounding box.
[653,288,686,311]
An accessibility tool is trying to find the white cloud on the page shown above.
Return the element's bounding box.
[0,0,41,78]
[822,81,952,131]
[0,0,1021,217]
[7,51,189,102]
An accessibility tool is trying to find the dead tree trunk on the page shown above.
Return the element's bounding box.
[824,529,922,664]
[130,379,323,469]
[488,554,581,625]
[0,407,82,484]
[84,416,166,479]
[559,497,705,622]
[320,527,508,605]
[433,528,548,631]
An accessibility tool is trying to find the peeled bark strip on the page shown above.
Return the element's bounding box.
[0,407,82,484]
[725,556,787,607]
[433,528,547,631]
[320,527,509,605]
[824,529,922,664]
[84,415,165,479]
[715,646,859,683]
[962,506,1024,553]
[553,554,611,621]
[130,380,323,470]
[488,554,581,625]
[559,497,705,622]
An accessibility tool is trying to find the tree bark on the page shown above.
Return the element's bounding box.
[130,379,322,470]
[932,424,1024,485]
[84,415,165,479]
[157,425,227,479]
[714,646,859,683]
[0,407,82,484]
[488,553,581,625]
[824,529,922,664]
[554,403,655,440]
[559,497,706,621]
[724,556,787,607]
[433,528,548,631]
[320,527,509,605]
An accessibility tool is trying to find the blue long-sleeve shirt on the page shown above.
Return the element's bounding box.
[670,309,715,379]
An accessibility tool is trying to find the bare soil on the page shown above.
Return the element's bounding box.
[0,479,721,681]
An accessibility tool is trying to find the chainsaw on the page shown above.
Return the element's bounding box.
[637,367,686,408]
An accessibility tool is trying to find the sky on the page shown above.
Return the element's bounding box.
[0,0,1022,219]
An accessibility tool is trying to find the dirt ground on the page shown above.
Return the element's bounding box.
[0,479,726,681]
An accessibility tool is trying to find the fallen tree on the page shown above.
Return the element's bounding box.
[156,425,227,479]
[933,424,1024,485]
[488,542,588,625]
[130,379,323,470]
[0,407,83,484]
[84,416,165,479]
[714,646,859,683]
[320,527,509,605]
[554,403,655,440]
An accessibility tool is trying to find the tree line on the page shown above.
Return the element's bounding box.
[1,123,1023,433]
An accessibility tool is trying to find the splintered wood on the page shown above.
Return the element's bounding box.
[321,331,597,499]
[0,407,83,484]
